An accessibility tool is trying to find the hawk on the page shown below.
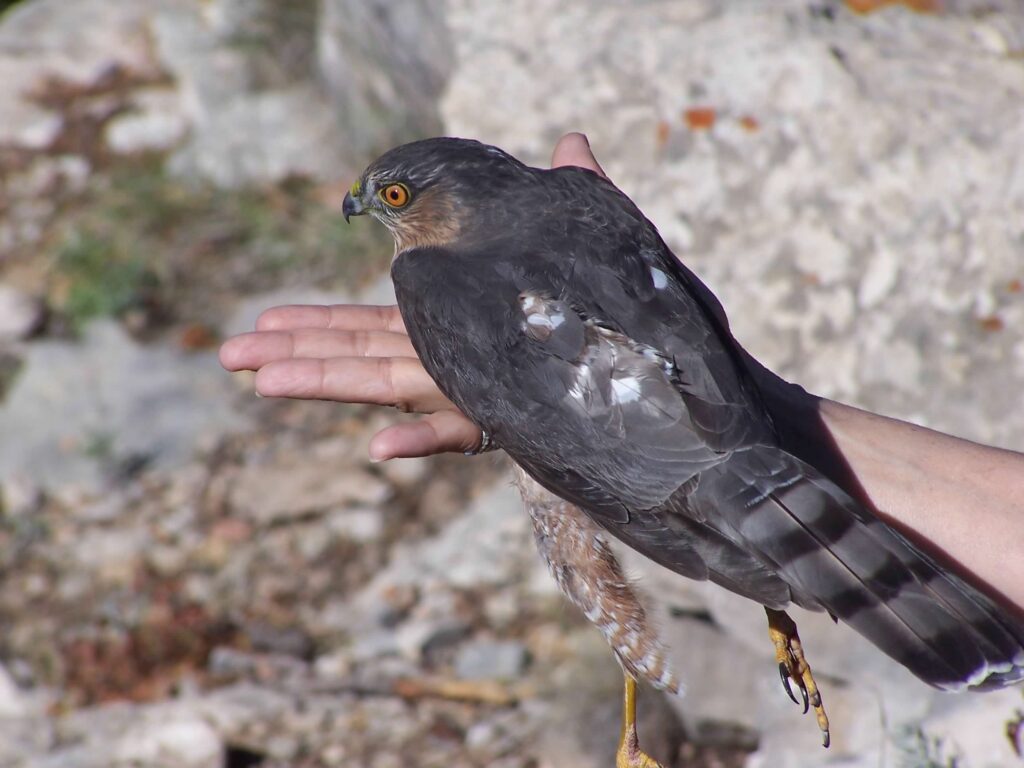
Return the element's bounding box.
[342,137,1024,767]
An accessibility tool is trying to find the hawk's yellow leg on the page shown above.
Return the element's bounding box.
[615,675,665,768]
[766,608,830,748]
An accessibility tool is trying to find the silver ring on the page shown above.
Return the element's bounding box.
[465,428,495,455]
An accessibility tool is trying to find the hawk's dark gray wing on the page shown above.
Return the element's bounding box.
[391,166,1024,691]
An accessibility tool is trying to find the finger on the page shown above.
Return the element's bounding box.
[220,329,416,371]
[255,304,406,333]
[551,132,609,180]
[369,411,483,461]
[254,357,452,413]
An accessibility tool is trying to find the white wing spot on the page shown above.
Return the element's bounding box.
[520,294,541,311]
[611,376,643,404]
[568,363,593,401]
[650,267,669,289]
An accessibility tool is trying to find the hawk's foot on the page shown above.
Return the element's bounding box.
[616,675,666,768]
[765,608,830,748]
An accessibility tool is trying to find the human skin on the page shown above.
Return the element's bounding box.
[219,133,1024,612]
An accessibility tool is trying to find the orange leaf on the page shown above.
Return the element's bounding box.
[739,114,760,132]
[656,120,671,147]
[683,107,716,131]
[844,0,941,15]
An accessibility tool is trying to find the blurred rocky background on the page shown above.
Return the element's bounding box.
[0,0,1022,766]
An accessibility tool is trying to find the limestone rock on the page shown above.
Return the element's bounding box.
[113,711,222,768]
[0,320,247,492]
[229,462,390,525]
[455,640,529,681]
[0,284,44,341]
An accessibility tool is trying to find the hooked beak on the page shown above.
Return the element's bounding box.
[342,191,364,223]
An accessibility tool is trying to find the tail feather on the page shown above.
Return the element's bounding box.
[697,445,1024,691]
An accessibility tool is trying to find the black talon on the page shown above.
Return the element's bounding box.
[822,730,830,749]
[799,682,809,714]
[778,662,799,705]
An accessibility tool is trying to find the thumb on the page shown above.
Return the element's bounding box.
[550,132,609,180]
[369,410,484,461]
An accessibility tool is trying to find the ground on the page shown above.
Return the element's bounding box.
[0,1,1022,767]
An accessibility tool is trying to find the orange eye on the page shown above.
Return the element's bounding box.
[380,183,410,208]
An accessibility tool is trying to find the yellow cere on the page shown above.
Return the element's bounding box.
[350,179,362,196]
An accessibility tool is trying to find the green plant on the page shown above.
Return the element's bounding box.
[47,156,391,332]
[56,231,156,328]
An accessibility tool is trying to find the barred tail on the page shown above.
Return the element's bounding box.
[700,446,1024,691]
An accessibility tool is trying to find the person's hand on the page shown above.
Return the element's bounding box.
[219,133,608,460]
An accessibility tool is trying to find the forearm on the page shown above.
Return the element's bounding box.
[760,375,1024,611]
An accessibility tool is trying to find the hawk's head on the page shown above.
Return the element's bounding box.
[343,137,533,252]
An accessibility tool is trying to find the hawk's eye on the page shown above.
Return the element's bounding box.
[379,183,410,208]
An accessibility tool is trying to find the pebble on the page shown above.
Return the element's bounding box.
[0,474,43,518]
[0,663,28,718]
[113,713,222,768]
[454,640,529,681]
[0,284,43,341]
[394,617,470,661]
[229,463,391,525]
[327,506,385,543]
[105,97,188,154]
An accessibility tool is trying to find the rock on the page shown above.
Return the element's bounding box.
[166,84,352,187]
[153,0,452,187]
[145,543,189,576]
[105,88,189,154]
[0,474,43,518]
[920,687,1024,768]
[194,682,293,735]
[0,716,56,766]
[394,615,470,661]
[264,733,300,762]
[77,534,151,589]
[857,248,900,309]
[229,462,390,525]
[0,663,28,719]
[483,591,520,631]
[113,711,222,768]
[536,629,687,768]
[0,284,44,341]
[0,320,248,492]
[414,483,532,590]
[455,640,529,681]
[355,272,399,306]
[0,0,168,82]
[375,456,430,488]
[658,613,767,740]
[318,0,453,159]
[326,506,385,543]
[243,621,314,659]
[332,482,532,639]
[0,0,172,153]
